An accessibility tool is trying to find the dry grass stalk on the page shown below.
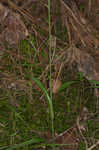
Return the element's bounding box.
[60,0,99,47]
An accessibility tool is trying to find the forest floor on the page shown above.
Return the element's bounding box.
[0,0,99,150]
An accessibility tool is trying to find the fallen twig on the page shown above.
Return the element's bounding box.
[87,140,99,150]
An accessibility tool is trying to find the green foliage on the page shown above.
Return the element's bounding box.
[58,81,76,92]
[30,76,54,134]
[0,1,99,150]
[6,138,45,150]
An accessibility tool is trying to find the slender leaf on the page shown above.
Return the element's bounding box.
[30,76,54,134]
[89,80,99,84]
[6,138,44,150]
[58,81,76,92]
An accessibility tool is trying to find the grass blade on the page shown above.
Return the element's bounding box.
[58,81,76,92]
[89,80,99,84]
[6,138,44,150]
[30,76,54,134]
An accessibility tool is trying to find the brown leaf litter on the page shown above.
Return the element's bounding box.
[47,107,89,150]
[60,0,99,48]
[0,3,28,50]
[54,45,99,99]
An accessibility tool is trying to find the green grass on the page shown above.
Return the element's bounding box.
[1,66,98,150]
[0,1,99,150]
